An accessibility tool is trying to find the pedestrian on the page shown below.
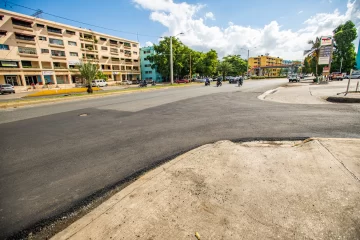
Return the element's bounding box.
[31,82,35,89]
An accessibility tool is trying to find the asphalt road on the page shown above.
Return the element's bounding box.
[1,79,360,238]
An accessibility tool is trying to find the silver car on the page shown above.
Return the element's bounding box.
[0,84,15,94]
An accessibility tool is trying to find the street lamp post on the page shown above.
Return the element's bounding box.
[241,47,256,77]
[169,32,184,84]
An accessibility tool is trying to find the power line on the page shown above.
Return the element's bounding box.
[2,1,161,39]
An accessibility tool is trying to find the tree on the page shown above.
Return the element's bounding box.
[223,55,247,76]
[331,21,358,73]
[95,71,108,81]
[303,58,311,74]
[217,61,233,80]
[79,62,98,93]
[307,37,321,77]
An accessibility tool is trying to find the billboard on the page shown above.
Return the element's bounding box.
[318,45,332,65]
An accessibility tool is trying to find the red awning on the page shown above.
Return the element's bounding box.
[11,17,33,24]
[15,32,35,37]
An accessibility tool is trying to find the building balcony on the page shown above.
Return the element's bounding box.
[16,39,36,45]
[13,25,34,32]
[18,52,38,58]
[110,52,119,55]
[21,66,41,70]
[47,31,63,37]
[81,48,97,52]
[80,37,94,42]
[51,55,66,59]
[49,43,65,48]
[124,46,131,49]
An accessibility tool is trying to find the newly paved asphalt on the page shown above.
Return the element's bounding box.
[1,79,360,238]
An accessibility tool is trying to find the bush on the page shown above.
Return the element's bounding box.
[250,76,287,79]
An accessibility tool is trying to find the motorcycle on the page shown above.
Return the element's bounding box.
[152,81,156,86]
[139,81,147,87]
[216,81,222,87]
[205,81,210,86]
[238,79,243,87]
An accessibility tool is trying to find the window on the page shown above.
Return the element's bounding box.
[120,49,124,52]
[0,44,9,50]
[132,43,137,47]
[49,38,64,46]
[53,62,60,68]
[0,30,6,37]
[41,49,49,53]
[39,36,47,41]
[110,40,117,44]
[145,64,151,67]
[133,51,137,55]
[0,15,3,21]
[124,42,131,47]
[100,37,107,41]
[110,48,118,53]
[68,41,77,46]
[143,50,151,54]
[21,61,32,67]
[66,30,76,35]
[15,33,35,41]
[102,56,109,59]
[18,47,37,55]
[70,52,78,56]
[1,61,19,68]
[111,57,120,61]
[134,59,139,62]
[12,18,32,28]
[101,46,108,50]
[36,23,45,28]
[47,26,62,34]
[51,50,65,57]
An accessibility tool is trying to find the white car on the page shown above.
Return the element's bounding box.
[91,79,108,87]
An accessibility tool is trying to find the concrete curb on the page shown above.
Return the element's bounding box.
[257,88,280,100]
[326,96,360,103]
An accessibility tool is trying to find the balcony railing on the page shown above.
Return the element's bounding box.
[18,47,37,55]
[22,65,40,68]
[54,66,67,69]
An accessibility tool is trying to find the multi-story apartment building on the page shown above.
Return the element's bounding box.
[140,46,163,82]
[248,55,283,77]
[0,9,140,88]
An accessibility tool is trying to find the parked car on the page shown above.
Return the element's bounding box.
[329,72,344,81]
[175,79,189,84]
[0,84,15,94]
[91,79,108,87]
[344,73,360,79]
[288,74,300,82]
[228,77,237,84]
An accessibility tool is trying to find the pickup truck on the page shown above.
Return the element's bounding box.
[329,72,343,81]
[288,74,300,82]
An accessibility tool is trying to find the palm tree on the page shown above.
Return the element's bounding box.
[79,62,98,93]
[217,61,233,80]
[307,37,321,79]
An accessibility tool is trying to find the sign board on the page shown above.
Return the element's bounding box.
[42,71,54,75]
[68,60,81,65]
[1,61,18,67]
[320,36,332,46]
[103,71,112,75]
[323,66,330,73]
[318,45,332,65]
[113,72,120,75]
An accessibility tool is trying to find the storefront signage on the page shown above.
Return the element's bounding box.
[113,72,120,75]
[320,36,332,46]
[42,71,54,75]
[103,71,112,75]
[1,61,18,67]
[323,66,330,73]
[318,45,332,65]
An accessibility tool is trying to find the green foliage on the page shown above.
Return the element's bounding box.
[222,55,247,75]
[146,37,219,80]
[303,58,311,74]
[79,62,98,93]
[331,20,357,73]
[217,61,233,80]
[95,71,108,81]
[306,37,321,76]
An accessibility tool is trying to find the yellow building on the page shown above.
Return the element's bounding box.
[0,9,140,89]
[248,55,283,77]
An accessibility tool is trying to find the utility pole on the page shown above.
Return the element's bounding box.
[340,57,343,72]
[170,36,173,84]
[189,53,192,81]
[246,49,250,76]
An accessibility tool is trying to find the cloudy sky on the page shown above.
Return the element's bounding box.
[6,0,360,60]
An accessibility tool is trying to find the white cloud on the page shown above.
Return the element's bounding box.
[205,12,215,20]
[298,10,303,14]
[133,0,360,60]
[145,41,154,47]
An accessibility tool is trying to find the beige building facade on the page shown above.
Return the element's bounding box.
[0,9,140,89]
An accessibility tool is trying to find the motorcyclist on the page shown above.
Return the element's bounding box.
[205,77,210,86]
[238,76,243,86]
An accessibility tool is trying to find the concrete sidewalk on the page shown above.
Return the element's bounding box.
[260,79,360,104]
[52,138,360,240]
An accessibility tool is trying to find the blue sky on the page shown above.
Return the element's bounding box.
[1,0,357,59]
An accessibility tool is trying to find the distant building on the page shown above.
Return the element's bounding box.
[248,55,283,76]
[356,39,360,70]
[282,60,293,65]
[140,46,163,82]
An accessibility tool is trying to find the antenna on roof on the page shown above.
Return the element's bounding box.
[32,9,43,18]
